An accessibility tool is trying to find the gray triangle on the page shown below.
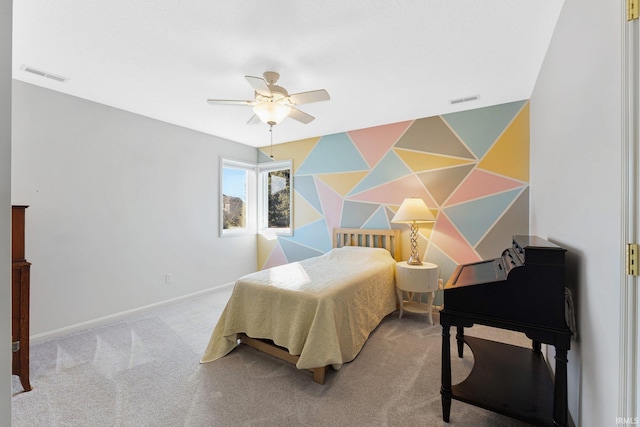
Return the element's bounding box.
[395,116,475,159]
[417,164,475,206]
[475,187,529,259]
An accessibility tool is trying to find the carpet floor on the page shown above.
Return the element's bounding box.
[12,286,535,426]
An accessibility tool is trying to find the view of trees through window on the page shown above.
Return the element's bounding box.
[222,194,245,229]
[267,169,290,228]
[221,165,249,231]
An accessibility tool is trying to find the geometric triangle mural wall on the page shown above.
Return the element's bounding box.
[348,121,412,168]
[348,174,437,207]
[477,102,530,182]
[348,150,412,196]
[395,116,475,159]
[446,169,525,206]
[443,188,524,246]
[259,99,530,285]
[417,164,475,206]
[395,148,475,173]
[296,133,368,175]
[442,100,527,159]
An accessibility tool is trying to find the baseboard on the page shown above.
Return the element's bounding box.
[29,282,234,344]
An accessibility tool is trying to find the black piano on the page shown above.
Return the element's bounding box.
[440,235,573,427]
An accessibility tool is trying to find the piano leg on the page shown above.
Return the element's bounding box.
[456,326,465,358]
[441,325,452,422]
[553,347,569,427]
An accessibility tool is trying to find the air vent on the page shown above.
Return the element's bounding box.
[21,65,68,83]
[450,94,479,105]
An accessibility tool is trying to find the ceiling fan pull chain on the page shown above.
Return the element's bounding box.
[269,124,274,158]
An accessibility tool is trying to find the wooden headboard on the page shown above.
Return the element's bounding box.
[333,228,401,261]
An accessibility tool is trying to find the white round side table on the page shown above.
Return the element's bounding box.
[395,261,440,324]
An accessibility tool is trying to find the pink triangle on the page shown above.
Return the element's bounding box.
[431,214,481,265]
[262,242,288,270]
[348,175,437,207]
[316,177,343,232]
[348,121,413,168]
[446,169,525,206]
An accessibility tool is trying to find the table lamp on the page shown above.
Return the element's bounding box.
[391,197,436,265]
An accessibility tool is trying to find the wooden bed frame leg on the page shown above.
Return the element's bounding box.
[312,366,327,384]
[239,333,330,385]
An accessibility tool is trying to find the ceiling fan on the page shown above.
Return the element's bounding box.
[207,71,330,126]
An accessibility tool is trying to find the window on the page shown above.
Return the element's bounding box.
[259,160,293,236]
[220,158,256,236]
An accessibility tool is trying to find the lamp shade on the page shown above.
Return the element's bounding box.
[253,102,292,125]
[391,197,436,223]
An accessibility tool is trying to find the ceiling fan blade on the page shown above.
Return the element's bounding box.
[247,114,261,125]
[288,89,330,105]
[207,99,253,106]
[245,76,271,96]
[288,107,315,124]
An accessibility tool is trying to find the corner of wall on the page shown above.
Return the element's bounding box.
[1,0,13,422]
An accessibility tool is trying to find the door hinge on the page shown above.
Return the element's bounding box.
[629,0,639,21]
[627,243,639,275]
[12,341,20,352]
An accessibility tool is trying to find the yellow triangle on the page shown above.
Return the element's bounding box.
[418,223,435,240]
[293,190,323,228]
[316,172,368,197]
[259,137,320,174]
[394,149,475,172]
[477,103,530,182]
[257,234,277,270]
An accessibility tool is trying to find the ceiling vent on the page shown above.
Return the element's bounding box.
[450,94,479,105]
[21,65,68,83]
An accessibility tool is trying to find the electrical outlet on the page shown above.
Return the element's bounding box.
[165,274,173,284]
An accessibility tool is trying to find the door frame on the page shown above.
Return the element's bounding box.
[621,1,639,421]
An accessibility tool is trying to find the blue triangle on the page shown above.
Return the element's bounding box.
[280,219,332,254]
[279,238,324,263]
[363,206,390,229]
[444,188,523,246]
[340,201,380,229]
[294,176,322,213]
[296,133,369,175]
[348,151,412,196]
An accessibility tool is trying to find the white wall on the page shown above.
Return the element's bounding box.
[1,0,12,424]
[11,81,257,337]
[530,0,622,425]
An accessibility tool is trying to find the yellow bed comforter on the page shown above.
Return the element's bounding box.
[201,246,397,370]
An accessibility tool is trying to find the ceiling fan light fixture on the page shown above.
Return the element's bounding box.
[253,102,291,125]
[208,72,327,126]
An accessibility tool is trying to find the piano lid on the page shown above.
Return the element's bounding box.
[449,258,506,288]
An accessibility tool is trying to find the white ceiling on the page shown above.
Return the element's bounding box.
[12,1,564,148]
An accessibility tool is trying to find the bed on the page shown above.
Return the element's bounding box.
[200,228,400,384]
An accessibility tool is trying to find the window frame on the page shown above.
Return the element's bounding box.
[219,158,257,237]
[258,159,293,237]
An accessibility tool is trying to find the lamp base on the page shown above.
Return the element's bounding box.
[407,255,423,265]
[407,223,423,265]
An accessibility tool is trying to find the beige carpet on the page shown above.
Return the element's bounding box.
[12,286,534,426]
